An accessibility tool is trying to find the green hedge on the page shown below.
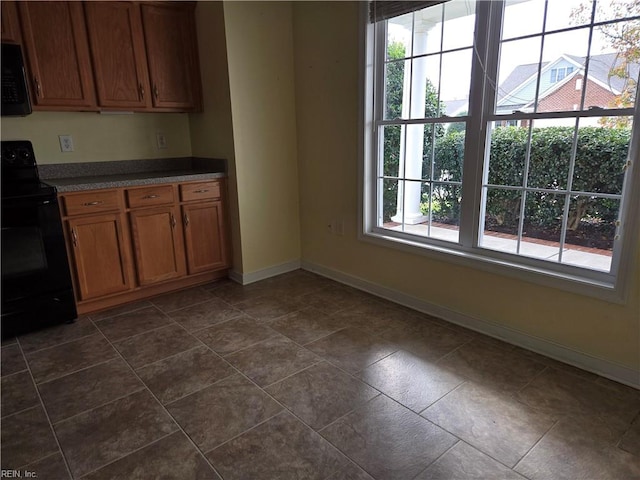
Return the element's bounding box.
[383,126,630,235]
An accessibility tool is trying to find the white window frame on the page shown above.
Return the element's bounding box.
[359,0,640,303]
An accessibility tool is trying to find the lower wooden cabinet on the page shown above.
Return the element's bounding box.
[66,213,132,300]
[60,179,229,314]
[129,205,186,285]
[182,201,227,275]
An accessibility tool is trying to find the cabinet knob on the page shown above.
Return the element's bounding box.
[71,228,78,247]
[34,76,41,97]
[142,194,159,199]
[153,84,159,99]
[139,83,145,100]
[83,201,103,207]
[170,213,176,229]
[183,213,190,227]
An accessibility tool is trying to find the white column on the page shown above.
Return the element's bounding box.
[392,20,430,225]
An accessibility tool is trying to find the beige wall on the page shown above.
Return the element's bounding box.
[292,2,640,371]
[189,1,243,272]
[222,1,301,275]
[1,112,191,164]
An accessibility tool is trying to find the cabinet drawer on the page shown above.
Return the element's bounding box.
[180,181,220,202]
[127,185,175,208]
[63,190,121,216]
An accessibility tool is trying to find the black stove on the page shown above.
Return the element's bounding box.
[1,140,77,338]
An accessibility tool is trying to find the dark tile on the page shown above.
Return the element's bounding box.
[263,270,333,297]
[423,382,556,467]
[321,395,456,480]
[84,432,220,480]
[1,336,17,346]
[167,374,282,452]
[380,317,471,362]
[169,298,244,332]
[1,344,27,377]
[150,287,215,313]
[211,281,275,305]
[306,327,397,373]
[359,350,465,413]
[207,411,347,480]
[195,316,278,355]
[515,367,640,428]
[26,334,116,384]
[417,441,526,479]
[437,339,546,392]
[22,452,70,480]
[114,324,200,369]
[89,300,153,321]
[234,295,305,321]
[94,306,171,342]
[515,416,640,480]
[18,317,97,354]
[266,362,379,430]
[226,335,319,386]
[137,346,235,404]
[332,300,418,335]
[326,462,376,480]
[1,371,39,417]
[38,358,143,423]
[54,390,178,478]
[269,308,349,345]
[0,406,58,469]
[200,278,234,292]
[620,415,640,456]
[300,285,372,315]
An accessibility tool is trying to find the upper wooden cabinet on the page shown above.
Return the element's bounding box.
[140,2,202,111]
[13,1,202,113]
[1,1,22,44]
[84,2,151,109]
[18,2,97,110]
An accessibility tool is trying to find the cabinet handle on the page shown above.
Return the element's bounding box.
[193,189,209,194]
[83,201,103,207]
[71,228,78,247]
[34,76,41,97]
[139,83,145,100]
[142,194,159,199]
[170,213,176,229]
[183,213,189,227]
[153,84,159,99]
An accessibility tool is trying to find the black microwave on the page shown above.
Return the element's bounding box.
[1,43,32,116]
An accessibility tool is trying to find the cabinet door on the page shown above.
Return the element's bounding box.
[140,2,201,111]
[18,1,96,109]
[67,214,131,301]
[84,2,151,109]
[182,201,228,275]
[1,1,22,43]
[129,206,186,286]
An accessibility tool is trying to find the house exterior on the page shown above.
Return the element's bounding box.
[495,53,639,126]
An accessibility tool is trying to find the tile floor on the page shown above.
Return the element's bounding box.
[1,270,639,479]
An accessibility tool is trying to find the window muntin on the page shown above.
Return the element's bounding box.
[376,0,476,243]
[367,0,640,286]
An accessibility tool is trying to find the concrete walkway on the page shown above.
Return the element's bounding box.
[386,223,612,272]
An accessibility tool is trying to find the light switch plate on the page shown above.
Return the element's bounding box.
[58,135,74,152]
[156,132,167,149]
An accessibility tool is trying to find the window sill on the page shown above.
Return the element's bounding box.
[359,229,626,304]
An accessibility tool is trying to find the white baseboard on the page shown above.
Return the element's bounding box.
[229,259,301,285]
[301,260,640,389]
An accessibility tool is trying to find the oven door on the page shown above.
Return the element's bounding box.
[1,192,76,332]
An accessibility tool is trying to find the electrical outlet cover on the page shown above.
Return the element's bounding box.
[58,135,74,152]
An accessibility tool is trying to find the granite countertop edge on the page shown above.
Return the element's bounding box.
[39,156,227,193]
[48,171,226,193]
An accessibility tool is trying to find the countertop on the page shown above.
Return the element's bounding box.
[40,157,226,193]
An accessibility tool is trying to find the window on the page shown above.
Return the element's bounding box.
[363,0,640,297]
